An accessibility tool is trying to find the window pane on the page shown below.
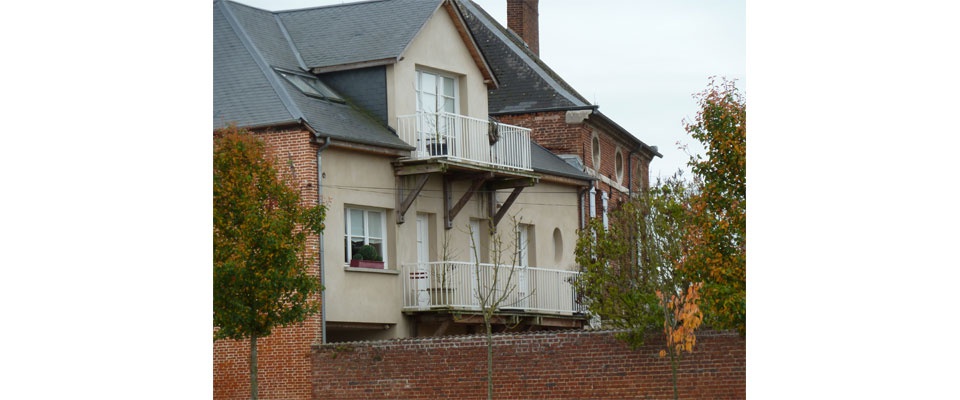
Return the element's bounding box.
[368,239,383,261]
[351,237,365,259]
[442,96,455,113]
[422,93,437,113]
[349,209,364,236]
[421,73,436,95]
[368,211,382,238]
[442,77,454,97]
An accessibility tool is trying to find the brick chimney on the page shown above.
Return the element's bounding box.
[507,0,539,56]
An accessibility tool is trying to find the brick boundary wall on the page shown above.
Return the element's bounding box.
[311,330,744,399]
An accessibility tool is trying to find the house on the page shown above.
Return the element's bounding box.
[213,0,625,398]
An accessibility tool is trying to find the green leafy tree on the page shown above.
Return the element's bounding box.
[213,125,326,400]
[682,77,746,334]
[576,175,702,400]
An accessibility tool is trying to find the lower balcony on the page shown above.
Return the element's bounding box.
[401,261,586,317]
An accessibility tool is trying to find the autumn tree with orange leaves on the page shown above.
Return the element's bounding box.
[575,174,703,400]
[213,125,326,400]
[575,78,744,399]
[682,78,746,335]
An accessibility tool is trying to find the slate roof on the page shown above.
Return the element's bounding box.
[276,0,443,70]
[213,0,412,150]
[530,142,592,181]
[456,0,592,114]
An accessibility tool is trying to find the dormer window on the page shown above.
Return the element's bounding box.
[277,70,344,103]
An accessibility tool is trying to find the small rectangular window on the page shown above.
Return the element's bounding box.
[344,207,388,265]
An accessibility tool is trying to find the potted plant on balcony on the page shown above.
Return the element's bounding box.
[427,117,448,157]
[350,245,384,269]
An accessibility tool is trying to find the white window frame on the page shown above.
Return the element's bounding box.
[415,69,459,115]
[415,69,460,156]
[344,206,388,267]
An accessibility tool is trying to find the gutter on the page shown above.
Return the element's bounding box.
[315,135,332,344]
[489,104,597,116]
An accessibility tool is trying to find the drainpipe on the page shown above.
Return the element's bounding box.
[601,190,609,230]
[316,136,331,344]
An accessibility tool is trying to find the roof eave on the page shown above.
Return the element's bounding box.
[444,0,499,89]
[310,57,398,74]
[587,111,663,159]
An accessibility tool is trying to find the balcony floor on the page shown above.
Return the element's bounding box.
[406,309,587,336]
[393,156,540,180]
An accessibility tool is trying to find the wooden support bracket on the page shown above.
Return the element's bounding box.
[493,186,525,228]
[396,175,429,224]
[443,174,493,229]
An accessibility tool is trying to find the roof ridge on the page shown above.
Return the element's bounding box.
[275,0,392,14]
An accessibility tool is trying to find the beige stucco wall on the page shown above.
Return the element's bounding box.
[320,148,408,334]
[386,5,490,129]
[321,144,583,339]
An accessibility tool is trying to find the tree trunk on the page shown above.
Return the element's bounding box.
[486,316,493,400]
[670,350,679,400]
[250,335,258,400]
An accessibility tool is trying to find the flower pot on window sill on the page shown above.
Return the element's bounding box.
[350,260,385,269]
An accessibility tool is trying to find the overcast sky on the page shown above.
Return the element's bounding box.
[232,0,746,179]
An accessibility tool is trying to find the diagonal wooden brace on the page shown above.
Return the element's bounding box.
[396,174,429,224]
[444,175,489,229]
[492,186,524,228]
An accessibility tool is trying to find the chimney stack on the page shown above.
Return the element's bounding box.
[507,0,539,56]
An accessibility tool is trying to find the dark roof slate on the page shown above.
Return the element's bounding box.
[276,0,443,70]
[214,2,297,129]
[457,0,591,114]
[531,142,592,181]
[214,0,411,150]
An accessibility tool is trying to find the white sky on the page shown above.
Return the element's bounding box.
[232,0,746,180]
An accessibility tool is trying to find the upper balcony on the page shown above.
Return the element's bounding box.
[397,112,533,172]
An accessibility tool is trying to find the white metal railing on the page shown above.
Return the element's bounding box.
[401,261,585,315]
[397,112,533,171]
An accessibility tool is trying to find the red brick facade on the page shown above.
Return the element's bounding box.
[311,330,745,399]
[214,128,323,400]
[496,111,653,216]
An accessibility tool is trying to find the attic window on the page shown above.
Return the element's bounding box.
[278,71,344,103]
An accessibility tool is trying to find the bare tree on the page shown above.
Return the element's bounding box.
[466,218,533,400]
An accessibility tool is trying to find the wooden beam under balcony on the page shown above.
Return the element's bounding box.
[490,186,525,229]
[394,162,448,176]
[396,174,430,224]
[443,173,492,230]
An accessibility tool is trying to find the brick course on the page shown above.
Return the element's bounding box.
[496,111,653,216]
[311,330,745,399]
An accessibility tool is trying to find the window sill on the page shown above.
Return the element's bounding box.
[343,266,400,275]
